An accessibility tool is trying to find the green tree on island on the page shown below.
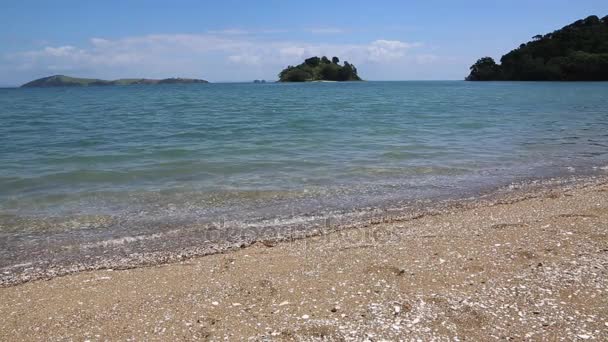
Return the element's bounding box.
[278,56,363,82]
[466,57,504,81]
[466,15,608,81]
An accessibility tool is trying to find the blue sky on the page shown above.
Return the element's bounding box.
[1,0,607,85]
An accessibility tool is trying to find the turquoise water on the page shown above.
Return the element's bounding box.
[1,81,607,276]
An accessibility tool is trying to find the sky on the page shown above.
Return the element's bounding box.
[1,0,607,86]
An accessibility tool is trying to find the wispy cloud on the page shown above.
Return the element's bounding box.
[306,27,347,34]
[207,28,290,35]
[366,40,422,61]
[227,54,262,65]
[207,28,251,35]
[208,27,348,35]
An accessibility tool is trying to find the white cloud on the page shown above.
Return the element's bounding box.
[5,32,444,83]
[278,46,308,60]
[90,38,111,47]
[207,28,250,35]
[366,40,422,62]
[228,54,262,65]
[207,28,291,35]
[42,46,80,57]
[274,40,423,65]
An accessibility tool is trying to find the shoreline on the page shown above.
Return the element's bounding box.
[1,174,608,287]
[1,175,607,339]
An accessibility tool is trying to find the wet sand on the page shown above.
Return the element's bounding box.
[1,178,607,340]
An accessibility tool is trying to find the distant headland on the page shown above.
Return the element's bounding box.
[466,15,608,81]
[21,75,209,88]
[278,56,362,82]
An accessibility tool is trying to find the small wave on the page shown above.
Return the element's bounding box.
[81,231,177,249]
[0,262,33,271]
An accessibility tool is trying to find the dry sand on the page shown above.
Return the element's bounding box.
[1,178,607,340]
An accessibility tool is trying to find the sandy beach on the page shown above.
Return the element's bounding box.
[1,177,607,340]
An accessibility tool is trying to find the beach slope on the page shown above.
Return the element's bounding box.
[1,180,607,340]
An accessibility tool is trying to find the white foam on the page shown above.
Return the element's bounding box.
[1,262,33,270]
[82,232,166,248]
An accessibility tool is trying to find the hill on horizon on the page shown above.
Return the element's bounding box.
[466,15,608,81]
[21,75,209,88]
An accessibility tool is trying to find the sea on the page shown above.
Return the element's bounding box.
[1,81,607,283]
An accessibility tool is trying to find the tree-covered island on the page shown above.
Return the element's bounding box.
[466,15,608,81]
[278,56,362,82]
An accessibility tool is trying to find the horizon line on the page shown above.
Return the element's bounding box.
[1,79,465,88]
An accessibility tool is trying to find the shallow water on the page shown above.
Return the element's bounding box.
[1,81,607,276]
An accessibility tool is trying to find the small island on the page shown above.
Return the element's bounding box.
[278,56,362,82]
[21,75,209,88]
[466,15,608,81]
